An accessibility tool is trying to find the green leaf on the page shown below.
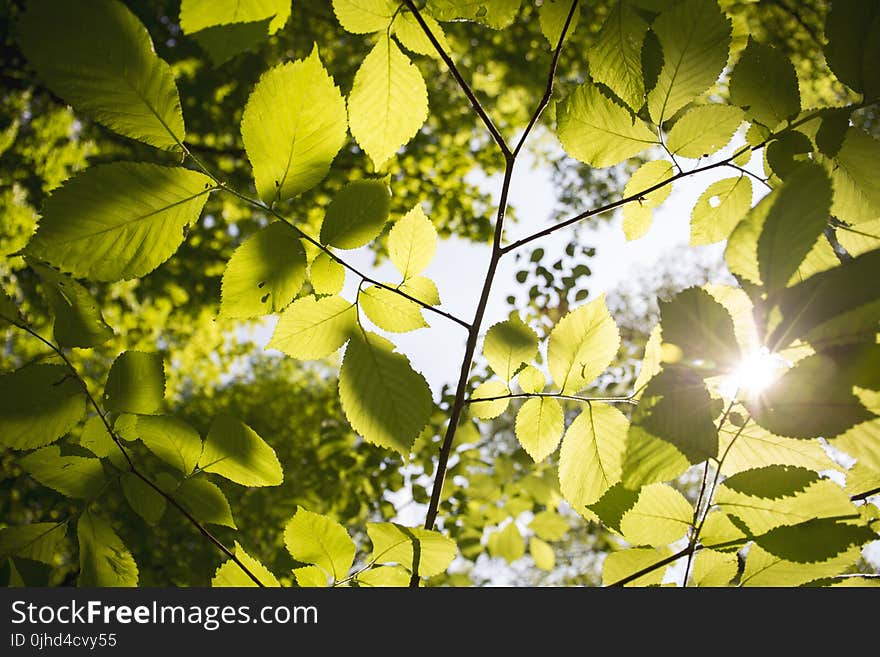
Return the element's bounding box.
[628,367,719,465]
[539,0,580,47]
[729,38,800,127]
[269,294,357,359]
[199,414,283,486]
[834,420,880,473]
[348,35,429,170]
[31,263,113,348]
[121,473,166,525]
[757,164,832,293]
[559,404,628,509]
[180,0,290,34]
[721,465,819,500]
[20,446,105,499]
[360,285,428,333]
[487,522,525,564]
[470,380,510,420]
[220,223,307,319]
[212,542,280,587]
[557,82,656,167]
[700,511,748,551]
[332,0,397,34]
[0,364,85,450]
[748,348,876,440]
[17,0,185,149]
[716,477,858,535]
[284,507,356,580]
[690,176,752,246]
[588,483,640,532]
[658,287,740,370]
[515,397,564,463]
[338,331,433,455]
[483,314,538,382]
[177,477,237,529]
[621,160,675,240]
[356,565,411,587]
[529,537,556,571]
[667,105,744,158]
[646,0,731,124]
[766,131,814,180]
[309,252,346,295]
[135,415,202,475]
[619,483,692,547]
[428,0,522,29]
[241,50,348,203]
[399,276,441,306]
[633,325,662,397]
[367,522,457,576]
[77,511,138,587]
[547,294,620,394]
[0,523,66,565]
[27,163,213,282]
[294,565,330,587]
[740,544,861,587]
[588,2,647,111]
[621,423,690,489]
[718,423,838,477]
[104,351,165,415]
[767,248,880,351]
[691,549,737,587]
[602,547,670,587]
[826,128,880,226]
[517,365,546,394]
[528,510,569,541]
[388,205,438,280]
[0,287,18,325]
[824,0,880,95]
[393,12,451,59]
[755,518,875,564]
[320,180,392,249]
[191,18,274,67]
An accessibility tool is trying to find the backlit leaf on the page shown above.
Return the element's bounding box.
[103,351,165,415]
[360,285,428,333]
[136,415,202,475]
[77,511,138,587]
[647,0,731,124]
[199,414,283,486]
[559,404,627,509]
[690,176,752,246]
[393,11,451,58]
[338,331,433,455]
[367,522,457,576]
[348,35,429,170]
[18,0,185,149]
[20,445,103,499]
[824,0,880,95]
[539,0,580,47]
[667,105,743,158]
[602,547,670,587]
[691,549,737,587]
[388,205,438,280]
[121,473,166,525]
[241,50,347,203]
[284,507,356,580]
[515,397,564,463]
[557,82,656,167]
[429,0,522,29]
[658,287,740,370]
[547,295,620,394]
[622,160,674,241]
[487,522,525,563]
[220,222,307,318]
[180,0,290,34]
[470,380,510,420]
[27,163,213,282]
[0,523,66,565]
[729,38,800,127]
[320,180,392,250]
[619,483,692,546]
[333,0,397,34]
[0,364,85,450]
[483,314,538,382]
[212,542,280,587]
[529,537,556,571]
[588,2,647,111]
[177,477,237,529]
[269,295,356,360]
[31,263,113,348]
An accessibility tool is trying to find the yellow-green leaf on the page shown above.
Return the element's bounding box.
[388,205,438,279]
[199,414,283,487]
[517,365,546,394]
[77,511,138,587]
[588,2,647,111]
[691,549,737,587]
[483,314,538,382]
[487,522,525,563]
[470,380,510,420]
[529,536,556,571]
[602,547,670,587]
[667,105,743,158]
[360,285,428,333]
[690,176,752,246]
[320,180,392,250]
[622,160,674,240]
[539,0,580,47]
[515,397,564,463]
[729,38,800,128]
[619,483,692,546]
[269,295,356,360]
[284,507,356,581]
[103,351,165,415]
[367,522,457,577]
[333,0,398,34]
[212,542,280,587]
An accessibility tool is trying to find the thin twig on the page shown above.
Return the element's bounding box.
[402,0,511,157]
[725,162,772,190]
[3,313,266,587]
[466,391,635,405]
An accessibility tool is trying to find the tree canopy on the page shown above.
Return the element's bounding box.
[1,0,879,588]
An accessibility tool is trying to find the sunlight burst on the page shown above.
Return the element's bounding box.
[721,348,788,399]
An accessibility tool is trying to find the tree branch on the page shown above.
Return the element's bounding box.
[2,314,266,587]
[511,0,580,157]
[851,486,880,502]
[402,0,511,157]
[607,546,694,587]
[502,102,877,254]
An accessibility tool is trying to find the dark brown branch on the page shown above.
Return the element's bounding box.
[402,0,511,157]
[512,0,580,157]
[851,486,880,502]
[607,546,694,587]
[3,314,266,587]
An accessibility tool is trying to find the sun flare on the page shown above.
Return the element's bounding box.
[721,348,788,399]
